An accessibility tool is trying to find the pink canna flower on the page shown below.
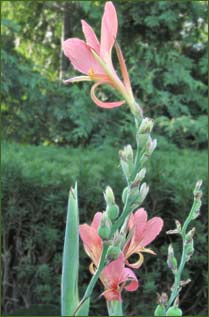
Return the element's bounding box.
[63,1,140,115]
[79,212,139,301]
[123,208,164,269]
[100,253,139,302]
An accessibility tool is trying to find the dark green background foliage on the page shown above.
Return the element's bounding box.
[1,0,208,316]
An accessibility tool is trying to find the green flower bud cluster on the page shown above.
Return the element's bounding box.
[167,244,178,274]
[136,117,154,149]
[122,181,149,210]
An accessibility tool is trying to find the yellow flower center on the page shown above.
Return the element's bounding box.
[88,68,95,79]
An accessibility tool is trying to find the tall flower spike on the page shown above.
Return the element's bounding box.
[62,1,141,116]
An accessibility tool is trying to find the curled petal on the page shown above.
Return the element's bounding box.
[81,20,100,54]
[100,1,118,60]
[121,268,139,292]
[63,38,104,75]
[125,252,144,269]
[102,254,124,287]
[91,81,125,108]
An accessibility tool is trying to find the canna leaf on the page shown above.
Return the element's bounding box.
[61,183,79,316]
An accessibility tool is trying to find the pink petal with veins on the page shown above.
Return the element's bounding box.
[100,1,118,60]
[81,20,100,54]
[63,38,104,75]
[91,82,125,108]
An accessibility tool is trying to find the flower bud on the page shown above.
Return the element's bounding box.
[185,227,195,244]
[167,244,178,273]
[154,304,166,316]
[119,145,134,179]
[132,168,146,187]
[166,306,182,316]
[107,204,119,221]
[185,239,194,262]
[104,186,115,205]
[157,292,168,305]
[106,245,121,261]
[98,225,111,240]
[139,182,149,202]
[146,136,157,155]
[138,118,154,134]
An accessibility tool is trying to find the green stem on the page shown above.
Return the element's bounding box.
[73,243,109,315]
[167,198,200,307]
[107,300,123,316]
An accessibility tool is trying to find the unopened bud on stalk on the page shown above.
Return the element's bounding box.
[138,118,154,134]
[167,244,178,273]
[98,212,112,240]
[193,180,203,200]
[106,245,121,261]
[146,137,157,155]
[119,145,134,179]
[157,292,168,305]
[107,204,119,221]
[132,168,146,187]
[104,186,115,205]
[185,227,196,244]
[139,182,149,201]
[185,238,194,262]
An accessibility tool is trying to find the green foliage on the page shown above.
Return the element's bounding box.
[2,141,207,315]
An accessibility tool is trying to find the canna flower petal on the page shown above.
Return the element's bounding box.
[91,81,125,108]
[100,1,118,60]
[63,38,104,75]
[91,212,103,230]
[124,208,163,267]
[139,217,164,248]
[121,267,139,292]
[79,213,103,266]
[81,20,100,54]
[115,41,133,94]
